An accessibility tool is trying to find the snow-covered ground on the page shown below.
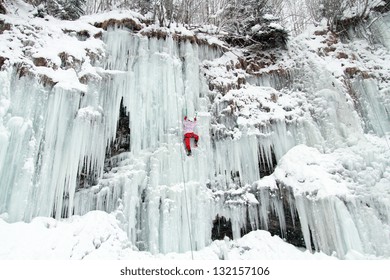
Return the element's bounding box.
[0,210,335,260]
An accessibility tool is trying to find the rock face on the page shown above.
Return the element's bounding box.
[0,2,6,15]
[0,56,7,69]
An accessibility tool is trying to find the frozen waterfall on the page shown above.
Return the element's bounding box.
[1,19,390,259]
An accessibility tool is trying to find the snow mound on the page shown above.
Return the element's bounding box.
[204,231,335,260]
[274,145,350,197]
[0,210,335,260]
[0,211,132,259]
[270,137,390,198]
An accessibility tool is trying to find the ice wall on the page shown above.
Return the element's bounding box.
[369,12,390,50]
[85,26,390,257]
[1,20,390,259]
[349,13,390,136]
[0,69,110,221]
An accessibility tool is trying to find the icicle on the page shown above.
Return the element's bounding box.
[351,78,390,135]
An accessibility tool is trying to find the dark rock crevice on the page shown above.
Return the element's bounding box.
[258,147,277,178]
[75,98,130,193]
[211,215,233,241]
[105,98,130,160]
[235,185,308,250]
[269,186,307,248]
[0,2,6,15]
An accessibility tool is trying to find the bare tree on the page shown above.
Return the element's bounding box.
[305,0,371,31]
[23,0,288,34]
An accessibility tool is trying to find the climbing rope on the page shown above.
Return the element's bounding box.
[174,91,195,260]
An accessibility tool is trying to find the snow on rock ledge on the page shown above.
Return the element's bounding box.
[273,145,350,197]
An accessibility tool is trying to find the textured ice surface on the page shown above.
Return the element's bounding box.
[1,3,390,259]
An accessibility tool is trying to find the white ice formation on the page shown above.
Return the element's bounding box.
[1,7,390,259]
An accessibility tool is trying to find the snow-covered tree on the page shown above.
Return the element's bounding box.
[30,0,86,20]
[63,0,86,20]
[215,0,288,49]
[45,0,65,19]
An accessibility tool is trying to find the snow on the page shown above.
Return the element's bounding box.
[0,211,131,259]
[0,210,335,260]
[0,0,390,261]
[269,22,283,30]
[263,14,279,21]
[77,106,103,120]
[36,67,88,92]
[81,9,145,26]
[273,145,350,197]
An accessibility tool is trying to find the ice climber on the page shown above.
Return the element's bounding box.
[183,116,199,156]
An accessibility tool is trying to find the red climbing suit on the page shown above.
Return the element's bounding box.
[183,116,199,153]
